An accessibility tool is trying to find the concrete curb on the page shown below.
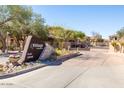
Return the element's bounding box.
[0,53,81,79]
[56,53,81,62]
[70,48,90,51]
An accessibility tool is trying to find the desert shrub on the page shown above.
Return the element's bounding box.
[55,48,71,56]
[8,45,15,51]
[120,42,124,46]
[55,48,63,56]
[111,41,120,52]
[111,41,118,47]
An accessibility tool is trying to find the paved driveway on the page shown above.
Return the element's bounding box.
[0,48,124,88]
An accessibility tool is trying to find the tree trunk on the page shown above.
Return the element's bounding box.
[16,39,21,52]
[0,32,6,52]
[22,36,27,50]
[122,46,124,53]
[120,45,122,53]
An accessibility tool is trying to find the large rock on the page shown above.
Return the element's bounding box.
[38,43,55,60]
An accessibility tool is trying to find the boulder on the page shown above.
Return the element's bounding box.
[38,43,55,60]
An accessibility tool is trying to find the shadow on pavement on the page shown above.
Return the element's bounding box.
[41,54,82,66]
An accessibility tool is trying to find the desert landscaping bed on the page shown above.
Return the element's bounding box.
[0,52,80,79]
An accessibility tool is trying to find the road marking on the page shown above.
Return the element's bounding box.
[64,67,90,88]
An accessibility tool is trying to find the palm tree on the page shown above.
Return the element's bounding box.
[47,26,64,48]
[47,26,85,49]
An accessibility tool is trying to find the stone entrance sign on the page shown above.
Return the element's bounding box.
[18,36,45,64]
[18,35,55,64]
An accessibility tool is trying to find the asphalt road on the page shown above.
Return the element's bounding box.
[0,48,124,88]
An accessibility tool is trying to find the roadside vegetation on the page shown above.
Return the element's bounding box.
[0,5,86,54]
[110,27,124,53]
[0,5,110,74]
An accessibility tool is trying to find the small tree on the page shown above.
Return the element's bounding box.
[116,27,124,38]
[91,32,102,46]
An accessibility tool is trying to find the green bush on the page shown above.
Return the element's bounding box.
[8,45,15,51]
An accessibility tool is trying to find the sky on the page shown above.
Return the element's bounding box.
[32,5,124,39]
